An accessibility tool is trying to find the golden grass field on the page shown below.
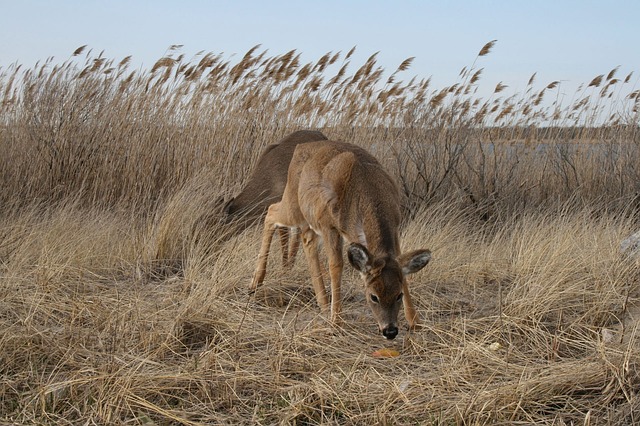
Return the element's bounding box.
[1,43,640,424]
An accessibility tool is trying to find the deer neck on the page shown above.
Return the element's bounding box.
[355,210,399,259]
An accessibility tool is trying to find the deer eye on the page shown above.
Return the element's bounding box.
[396,293,404,302]
[370,294,379,304]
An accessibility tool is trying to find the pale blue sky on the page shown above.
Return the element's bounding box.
[1,1,639,99]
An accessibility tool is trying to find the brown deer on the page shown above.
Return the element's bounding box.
[250,140,431,340]
[223,130,328,266]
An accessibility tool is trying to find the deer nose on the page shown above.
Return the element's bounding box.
[382,326,398,340]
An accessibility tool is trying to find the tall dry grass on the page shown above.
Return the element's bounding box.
[1,43,638,215]
[1,42,640,424]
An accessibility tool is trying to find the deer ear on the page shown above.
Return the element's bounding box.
[398,249,431,275]
[347,243,371,273]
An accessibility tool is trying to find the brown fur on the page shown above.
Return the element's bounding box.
[224,130,327,266]
[251,140,431,339]
[224,130,328,222]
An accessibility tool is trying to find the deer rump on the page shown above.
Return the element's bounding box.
[281,141,400,245]
[224,130,328,223]
[220,130,328,268]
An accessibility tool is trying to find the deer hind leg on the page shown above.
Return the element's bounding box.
[300,228,329,312]
[277,226,300,270]
[402,279,419,330]
[286,227,300,269]
[277,226,291,268]
[250,203,281,293]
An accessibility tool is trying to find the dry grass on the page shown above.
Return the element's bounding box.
[2,201,639,424]
[1,43,640,424]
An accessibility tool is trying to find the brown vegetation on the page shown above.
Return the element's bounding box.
[1,42,640,424]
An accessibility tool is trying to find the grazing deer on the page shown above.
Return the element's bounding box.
[251,140,431,340]
[224,130,328,266]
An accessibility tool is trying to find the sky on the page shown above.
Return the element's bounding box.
[1,1,639,101]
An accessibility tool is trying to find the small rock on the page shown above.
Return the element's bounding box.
[621,231,640,256]
[488,342,502,351]
[601,328,617,344]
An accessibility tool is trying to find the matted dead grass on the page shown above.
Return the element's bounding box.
[1,200,639,425]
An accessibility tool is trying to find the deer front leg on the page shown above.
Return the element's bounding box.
[402,279,419,330]
[250,203,280,293]
[324,228,343,325]
[300,228,329,312]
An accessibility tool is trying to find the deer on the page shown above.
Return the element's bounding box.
[250,140,431,340]
[222,130,328,267]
